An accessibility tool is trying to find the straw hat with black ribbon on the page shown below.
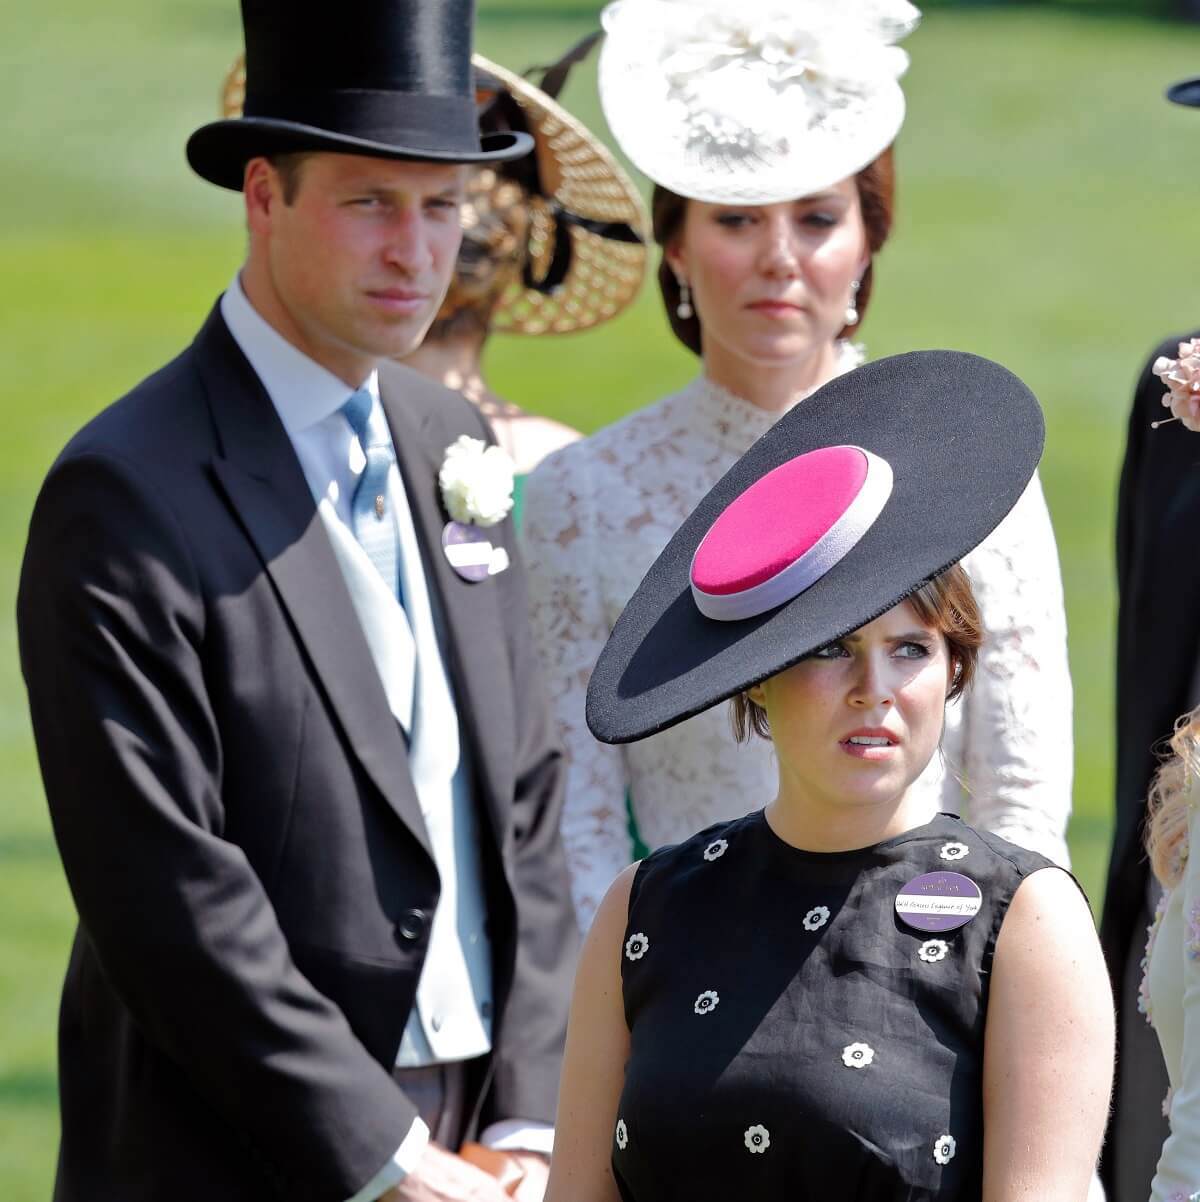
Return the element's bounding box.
[584,350,1045,746]
[220,34,649,336]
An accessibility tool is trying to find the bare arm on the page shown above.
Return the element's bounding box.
[982,868,1114,1201]
[545,864,638,1202]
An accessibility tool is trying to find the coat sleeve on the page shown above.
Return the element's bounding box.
[955,472,1073,866]
[521,446,634,930]
[18,449,415,1200]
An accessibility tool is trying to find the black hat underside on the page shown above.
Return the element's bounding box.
[187,118,532,191]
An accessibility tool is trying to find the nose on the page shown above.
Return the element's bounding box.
[758,213,801,279]
[382,208,434,276]
[848,653,894,710]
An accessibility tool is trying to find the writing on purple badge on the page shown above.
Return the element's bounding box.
[895,871,982,933]
[442,521,492,582]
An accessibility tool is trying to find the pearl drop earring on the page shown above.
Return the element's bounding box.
[845,279,861,326]
[676,279,693,320]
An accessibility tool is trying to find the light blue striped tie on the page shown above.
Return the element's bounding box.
[341,389,401,604]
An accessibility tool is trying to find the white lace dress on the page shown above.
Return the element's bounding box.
[521,369,1074,928]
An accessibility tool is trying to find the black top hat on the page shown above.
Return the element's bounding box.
[585,351,1045,745]
[187,0,532,191]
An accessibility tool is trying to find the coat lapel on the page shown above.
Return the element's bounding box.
[380,370,515,848]
[195,309,433,860]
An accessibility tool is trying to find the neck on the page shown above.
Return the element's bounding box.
[701,340,842,413]
[239,262,374,388]
[402,334,488,404]
[764,784,938,854]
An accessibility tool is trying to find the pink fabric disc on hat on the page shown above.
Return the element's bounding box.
[690,445,894,622]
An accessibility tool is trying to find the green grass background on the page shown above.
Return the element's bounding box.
[3,0,1200,1193]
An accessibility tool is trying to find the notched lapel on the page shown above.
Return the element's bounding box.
[381,376,516,847]
[196,311,433,860]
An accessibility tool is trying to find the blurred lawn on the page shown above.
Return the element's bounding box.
[3,0,1200,1194]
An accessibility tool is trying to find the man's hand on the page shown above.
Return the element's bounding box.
[384,1142,513,1202]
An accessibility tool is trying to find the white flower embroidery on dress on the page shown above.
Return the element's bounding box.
[933,1134,956,1165]
[694,989,720,1015]
[803,905,831,932]
[704,838,729,862]
[625,932,649,961]
[842,1042,875,1069]
[615,1118,628,1150]
[939,841,969,862]
[918,939,949,963]
[744,1124,770,1153]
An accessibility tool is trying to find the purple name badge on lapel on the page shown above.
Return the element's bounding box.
[895,871,982,934]
[442,521,493,583]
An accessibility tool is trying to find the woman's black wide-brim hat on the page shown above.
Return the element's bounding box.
[188,0,532,192]
[585,350,1045,745]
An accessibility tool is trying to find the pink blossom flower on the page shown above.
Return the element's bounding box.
[1152,338,1200,432]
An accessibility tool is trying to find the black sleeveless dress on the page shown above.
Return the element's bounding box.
[612,810,1058,1201]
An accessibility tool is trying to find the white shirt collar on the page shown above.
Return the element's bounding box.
[220,274,379,435]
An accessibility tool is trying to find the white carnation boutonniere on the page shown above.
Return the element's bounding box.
[1152,338,1200,432]
[439,435,516,527]
[438,436,515,581]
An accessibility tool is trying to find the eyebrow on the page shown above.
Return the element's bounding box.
[840,629,936,646]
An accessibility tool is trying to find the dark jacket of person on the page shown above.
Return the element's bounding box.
[17,305,578,1202]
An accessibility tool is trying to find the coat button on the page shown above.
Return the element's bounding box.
[396,909,428,944]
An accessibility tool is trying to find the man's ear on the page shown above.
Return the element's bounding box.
[243,158,277,236]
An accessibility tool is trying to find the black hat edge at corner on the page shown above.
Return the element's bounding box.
[583,349,1046,747]
[187,0,535,191]
[1167,77,1200,108]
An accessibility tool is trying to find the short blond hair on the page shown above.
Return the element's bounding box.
[729,564,983,744]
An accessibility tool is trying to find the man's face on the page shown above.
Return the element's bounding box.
[245,152,466,384]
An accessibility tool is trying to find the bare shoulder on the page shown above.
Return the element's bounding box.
[1000,865,1095,945]
[584,863,640,955]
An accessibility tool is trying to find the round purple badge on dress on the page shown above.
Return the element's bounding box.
[442,521,492,582]
[895,871,982,933]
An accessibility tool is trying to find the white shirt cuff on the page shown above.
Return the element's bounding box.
[479,1120,554,1156]
[343,1117,431,1202]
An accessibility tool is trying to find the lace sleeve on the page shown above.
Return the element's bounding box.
[957,472,1073,866]
[521,449,632,930]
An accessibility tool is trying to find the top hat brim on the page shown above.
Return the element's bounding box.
[1168,77,1200,108]
[187,118,533,192]
[584,351,1045,746]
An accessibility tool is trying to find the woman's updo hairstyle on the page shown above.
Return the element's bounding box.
[653,146,897,357]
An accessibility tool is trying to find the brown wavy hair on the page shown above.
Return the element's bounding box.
[653,146,896,357]
[730,563,982,743]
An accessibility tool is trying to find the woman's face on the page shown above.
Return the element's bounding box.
[667,179,869,373]
[749,600,951,814]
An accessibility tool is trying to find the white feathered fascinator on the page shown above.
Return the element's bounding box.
[599,0,920,204]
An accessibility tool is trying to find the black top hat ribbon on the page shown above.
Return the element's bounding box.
[188,0,532,191]
[585,351,1045,745]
